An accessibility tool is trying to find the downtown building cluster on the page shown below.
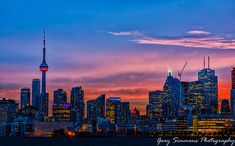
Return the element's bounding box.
[1,32,235,137]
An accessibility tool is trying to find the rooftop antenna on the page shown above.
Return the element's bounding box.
[43,27,46,47]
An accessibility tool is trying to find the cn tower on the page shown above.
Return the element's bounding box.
[39,28,49,118]
[40,29,48,95]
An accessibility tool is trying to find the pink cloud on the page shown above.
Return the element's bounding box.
[133,36,235,49]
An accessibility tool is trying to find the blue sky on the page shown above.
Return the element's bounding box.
[1,0,235,112]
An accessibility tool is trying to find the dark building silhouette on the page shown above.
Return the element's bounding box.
[131,107,140,124]
[87,99,96,120]
[71,86,84,124]
[53,89,67,104]
[115,101,130,124]
[162,70,181,117]
[32,79,40,110]
[221,99,231,115]
[0,98,18,123]
[181,82,190,105]
[20,87,30,109]
[87,94,106,121]
[231,68,235,115]
[22,105,37,118]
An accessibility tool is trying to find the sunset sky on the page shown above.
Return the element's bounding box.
[1,0,235,114]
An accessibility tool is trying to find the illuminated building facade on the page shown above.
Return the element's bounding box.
[0,98,18,123]
[20,87,30,109]
[52,103,71,122]
[198,67,218,114]
[193,114,234,136]
[70,86,84,124]
[187,81,205,114]
[106,97,121,124]
[146,90,163,119]
[32,79,40,110]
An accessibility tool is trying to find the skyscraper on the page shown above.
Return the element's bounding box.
[198,57,218,114]
[87,94,105,121]
[53,89,67,104]
[52,103,71,122]
[39,29,49,117]
[162,70,182,117]
[20,87,30,109]
[187,81,205,114]
[32,79,40,110]
[146,90,163,119]
[87,99,96,120]
[221,99,231,115]
[106,97,121,124]
[71,86,85,124]
[96,94,105,118]
[115,102,130,124]
[230,67,235,115]
[106,97,130,124]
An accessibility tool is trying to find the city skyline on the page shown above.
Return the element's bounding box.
[1,0,235,114]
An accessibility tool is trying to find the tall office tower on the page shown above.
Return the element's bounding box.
[106,97,121,124]
[115,102,130,124]
[96,94,105,118]
[0,98,18,123]
[71,86,85,124]
[20,87,30,109]
[87,94,105,121]
[52,103,71,122]
[181,82,190,105]
[230,68,235,115]
[162,70,182,117]
[39,29,49,117]
[198,57,218,114]
[53,89,67,104]
[32,79,40,110]
[221,99,231,115]
[146,90,163,119]
[187,81,205,114]
[87,99,96,120]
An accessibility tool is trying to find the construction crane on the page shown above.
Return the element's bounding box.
[178,62,187,81]
[178,61,187,107]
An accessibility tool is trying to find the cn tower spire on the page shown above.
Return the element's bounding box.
[43,28,46,63]
[43,28,46,47]
[40,28,49,95]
